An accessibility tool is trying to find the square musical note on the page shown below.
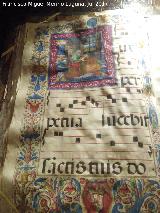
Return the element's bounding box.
[73,100,78,104]
[112,99,116,103]
[133,136,138,142]
[91,99,95,104]
[122,97,128,102]
[138,142,143,148]
[54,132,58,136]
[59,132,63,136]
[81,101,86,105]
[76,138,80,143]
[110,141,115,146]
[96,134,101,139]
[107,94,112,99]
[86,96,90,101]
[60,108,64,112]
[69,104,73,108]
[56,104,61,107]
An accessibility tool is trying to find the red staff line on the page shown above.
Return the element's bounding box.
[50,97,84,98]
[67,111,147,114]
[114,127,149,129]
[49,95,144,99]
[39,157,153,161]
[40,150,148,153]
[68,158,154,161]
[61,135,150,137]
[99,94,143,96]
[120,72,142,74]
[61,135,150,138]
[51,91,142,94]
[68,114,89,115]
[64,142,151,145]
[63,136,88,137]
[70,128,150,131]
[71,106,146,109]
[49,86,143,94]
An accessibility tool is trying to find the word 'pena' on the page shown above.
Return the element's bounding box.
[47,117,82,128]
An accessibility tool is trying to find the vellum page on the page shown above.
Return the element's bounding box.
[1,9,160,213]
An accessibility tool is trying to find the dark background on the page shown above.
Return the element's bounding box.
[0,0,123,54]
[0,0,58,54]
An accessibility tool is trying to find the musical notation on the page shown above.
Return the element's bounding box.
[38,21,156,177]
